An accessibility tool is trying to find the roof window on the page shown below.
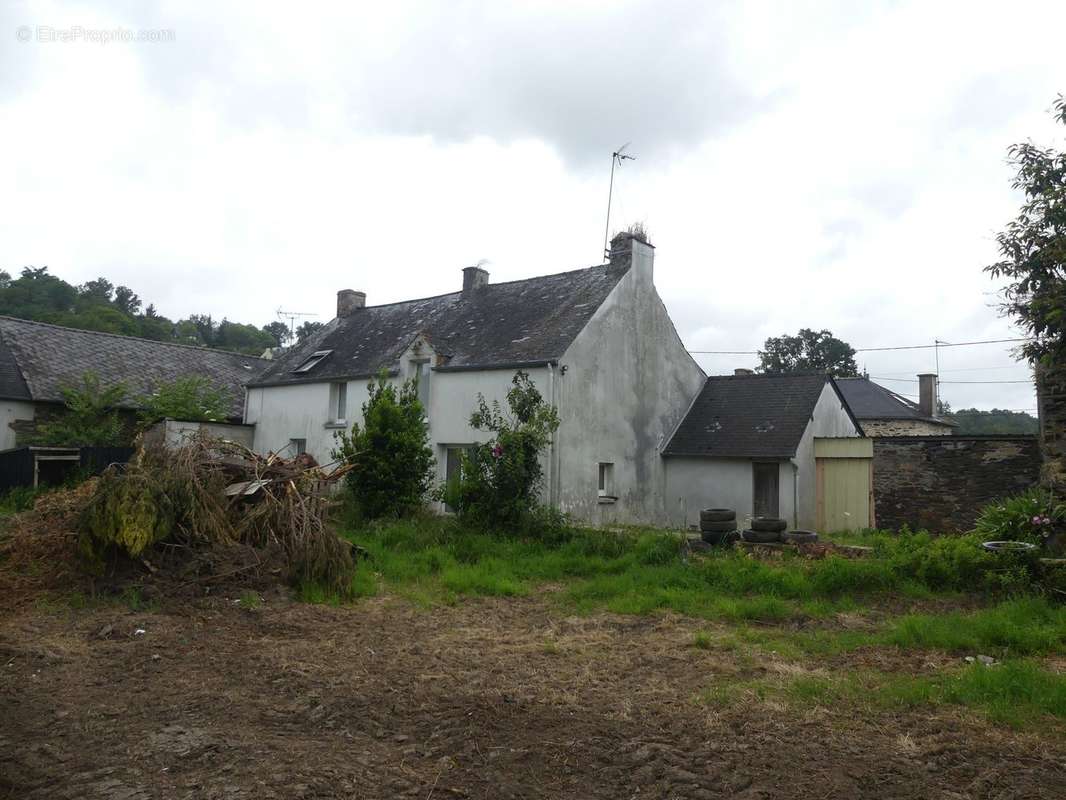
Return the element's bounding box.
[292,349,332,373]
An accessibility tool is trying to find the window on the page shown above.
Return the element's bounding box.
[410,360,431,411]
[444,446,471,513]
[289,438,307,455]
[328,381,347,425]
[292,349,332,374]
[753,462,780,518]
[598,462,615,501]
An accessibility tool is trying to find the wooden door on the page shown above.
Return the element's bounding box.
[752,462,779,518]
[816,458,872,532]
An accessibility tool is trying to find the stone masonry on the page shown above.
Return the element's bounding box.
[873,436,1041,533]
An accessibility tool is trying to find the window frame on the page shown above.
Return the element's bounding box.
[597,462,615,502]
[292,349,333,374]
[327,380,348,426]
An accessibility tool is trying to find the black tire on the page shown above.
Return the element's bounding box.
[699,508,736,523]
[751,517,787,533]
[781,530,819,545]
[700,519,738,534]
[701,529,735,546]
[740,528,780,544]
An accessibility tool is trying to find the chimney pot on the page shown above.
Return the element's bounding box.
[337,289,365,317]
[917,373,938,417]
[462,266,489,294]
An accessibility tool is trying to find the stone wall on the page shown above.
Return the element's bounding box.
[872,436,1041,533]
[1037,363,1066,491]
[861,418,955,437]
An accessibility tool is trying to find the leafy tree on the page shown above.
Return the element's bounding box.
[29,372,129,446]
[947,408,1040,435]
[331,371,434,519]
[113,286,141,315]
[296,320,324,343]
[262,321,292,348]
[986,95,1066,364]
[0,266,76,318]
[214,319,275,354]
[78,277,114,305]
[444,371,560,532]
[757,328,858,376]
[139,376,233,425]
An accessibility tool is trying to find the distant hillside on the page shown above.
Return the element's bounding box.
[0,267,322,355]
[946,407,1039,435]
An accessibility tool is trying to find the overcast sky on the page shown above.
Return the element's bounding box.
[3,0,1064,412]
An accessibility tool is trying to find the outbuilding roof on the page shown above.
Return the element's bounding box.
[662,373,857,458]
[250,263,627,387]
[0,316,269,418]
[835,376,956,426]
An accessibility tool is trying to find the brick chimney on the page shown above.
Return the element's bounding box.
[462,266,489,295]
[918,373,938,417]
[337,289,365,317]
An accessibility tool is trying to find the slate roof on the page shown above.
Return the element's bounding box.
[663,373,857,458]
[250,264,627,387]
[835,377,956,426]
[0,316,270,418]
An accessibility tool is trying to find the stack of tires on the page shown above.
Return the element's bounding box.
[740,517,787,543]
[699,508,737,545]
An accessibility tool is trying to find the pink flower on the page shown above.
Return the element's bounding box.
[492,444,503,459]
[1032,516,1043,525]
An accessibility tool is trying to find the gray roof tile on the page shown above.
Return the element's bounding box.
[835,377,955,425]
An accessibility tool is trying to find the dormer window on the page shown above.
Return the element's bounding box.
[293,349,332,374]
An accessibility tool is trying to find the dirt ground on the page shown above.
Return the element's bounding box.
[2,589,1065,800]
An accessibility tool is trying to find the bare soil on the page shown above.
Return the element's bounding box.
[2,590,1065,800]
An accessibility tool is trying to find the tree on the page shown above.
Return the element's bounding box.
[947,408,1040,436]
[139,376,233,425]
[331,371,434,519]
[29,372,129,447]
[78,277,114,305]
[985,95,1066,364]
[262,321,292,348]
[296,321,324,343]
[113,286,141,315]
[214,319,274,354]
[757,328,858,376]
[444,371,561,532]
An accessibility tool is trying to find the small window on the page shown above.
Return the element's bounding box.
[598,462,614,499]
[444,446,471,513]
[293,349,332,374]
[289,438,307,455]
[329,381,347,424]
[411,360,431,411]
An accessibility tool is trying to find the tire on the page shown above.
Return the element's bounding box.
[700,519,738,534]
[700,508,736,523]
[781,530,819,545]
[751,517,787,533]
[740,528,780,544]
[701,529,736,546]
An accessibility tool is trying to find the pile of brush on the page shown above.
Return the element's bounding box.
[79,434,357,594]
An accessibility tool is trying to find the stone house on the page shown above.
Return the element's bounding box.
[0,315,266,450]
[835,374,956,436]
[661,372,871,531]
[245,232,708,525]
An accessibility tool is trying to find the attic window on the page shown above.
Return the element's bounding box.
[292,350,332,373]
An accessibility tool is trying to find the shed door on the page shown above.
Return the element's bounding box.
[752,462,779,518]
[816,458,872,532]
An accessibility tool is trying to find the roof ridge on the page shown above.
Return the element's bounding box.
[0,315,270,361]
[352,263,608,312]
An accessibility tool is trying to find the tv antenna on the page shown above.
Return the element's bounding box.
[276,307,318,341]
[602,143,636,261]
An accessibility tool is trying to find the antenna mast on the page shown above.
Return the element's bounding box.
[602,143,636,261]
[276,308,319,342]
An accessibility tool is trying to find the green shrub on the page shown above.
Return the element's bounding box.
[974,488,1064,547]
[29,372,129,447]
[0,485,45,514]
[139,375,232,425]
[442,371,560,534]
[332,371,434,519]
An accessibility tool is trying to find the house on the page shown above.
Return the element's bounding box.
[245,232,708,525]
[0,315,268,450]
[835,373,956,436]
[662,371,871,531]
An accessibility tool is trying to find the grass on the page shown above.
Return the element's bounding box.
[238,590,261,610]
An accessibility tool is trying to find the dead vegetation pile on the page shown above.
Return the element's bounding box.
[0,435,357,609]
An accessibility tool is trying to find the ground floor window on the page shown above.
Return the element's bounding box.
[444,445,471,512]
[752,461,779,518]
[598,462,615,501]
[289,438,307,456]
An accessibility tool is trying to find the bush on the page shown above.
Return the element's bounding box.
[441,371,560,534]
[139,375,232,426]
[974,488,1064,547]
[29,372,129,447]
[332,371,434,519]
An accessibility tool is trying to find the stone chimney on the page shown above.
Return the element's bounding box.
[337,289,365,317]
[918,373,938,417]
[462,266,489,295]
[607,229,655,286]
[734,368,754,376]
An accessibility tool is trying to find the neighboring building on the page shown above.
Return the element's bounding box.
[662,372,871,531]
[245,232,708,525]
[0,316,268,450]
[836,374,956,436]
